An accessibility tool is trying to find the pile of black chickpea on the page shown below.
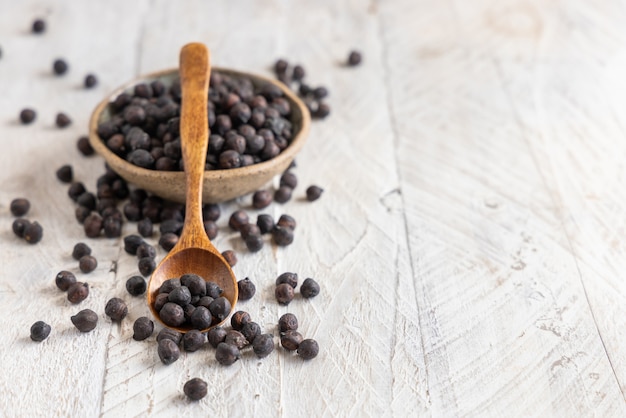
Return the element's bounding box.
[9,19,363,401]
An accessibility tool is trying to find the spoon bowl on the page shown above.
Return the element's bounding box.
[147,43,237,333]
[148,247,237,333]
[88,63,310,203]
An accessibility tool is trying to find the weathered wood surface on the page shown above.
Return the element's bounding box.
[0,0,625,416]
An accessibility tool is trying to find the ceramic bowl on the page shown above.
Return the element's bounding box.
[88,67,310,203]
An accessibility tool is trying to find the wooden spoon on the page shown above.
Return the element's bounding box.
[147,43,238,333]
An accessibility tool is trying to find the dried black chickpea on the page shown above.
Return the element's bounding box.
[280,171,298,189]
[208,326,227,348]
[30,321,51,342]
[231,311,251,330]
[252,190,273,209]
[215,342,240,365]
[183,330,205,352]
[190,306,212,330]
[181,274,207,297]
[158,338,181,365]
[275,283,295,305]
[137,218,153,237]
[202,203,221,221]
[67,282,89,303]
[256,214,275,234]
[274,59,289,75]
[105,297,128,321]
[183,378,208,401]
[138,257,156,276]
[224,330,248,350]
[12,218,30,238]
[276,272,298,288]
[206,282,223,299]
[32,19,46,33]
[253,334,275,358]
[68,182,87,202]
[160,278,181,294]
[209,297,232,321]
[241,322,261,344]
[300,278,320,298]
[126,275,147,296]
[23,221,43,244]
[272,225,294,246]
[159,302,185,327]
[10,198,30,217]
[240,223,261,240]
[19,108,36,124]
[52,59,68,75]
[278,313,298,333]
[133,317,154,341]
[77,136,94,156]
[84,74,98,89]
[273,186,292,204]
[297,338,319,359]
[245,233,264,252]
[204,220,218,239]
[347,50,363,66]
[221,250,237,267]
[237,278,256,301]
[56,165,73,183]
[292,65,305,81]
[276,214,296,230]
[305,185,324,201]
[72,242,91,260]
[281,330,304,351]
[55,112,72,128]
[157,328,182,345]
[228,210,249,231]
[136,242,156,259]
[314,102,331,119]
[159,232,178,252]
[168,286,192,306]
[55,270,77,291]
[83,213,103,238]
[71,309,98,332]
[79,255,98,273]
[123,235,144,255]
[154,293,169,312]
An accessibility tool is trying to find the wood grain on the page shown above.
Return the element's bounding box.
[1,0,626,417]
[379,0,626,415]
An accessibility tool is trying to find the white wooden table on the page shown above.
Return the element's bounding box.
[1,0,626,416]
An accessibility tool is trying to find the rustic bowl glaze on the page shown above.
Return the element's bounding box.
[88,67,310,203]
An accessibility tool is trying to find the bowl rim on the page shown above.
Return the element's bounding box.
[88,66,311,185]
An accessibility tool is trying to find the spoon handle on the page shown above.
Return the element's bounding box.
[179,43,211,247]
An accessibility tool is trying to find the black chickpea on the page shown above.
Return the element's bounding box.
[275,283,295,305]
[79,255,98,273]
[30,321,51,342]
[71,309,98,332]
[19,108,36,124]
[184,378,208,401]
[306,185,324,201]
[158,338,181,365]
[300,278,320,298]
[132,317,154,341]
[281,330,304,351]
[105,297,128,321]
[237,278,256,301]
[55,271,77,291]
[278,313,298,333]
[297,338,319,359]
[10,198,30,217]
[67,282,89,303]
